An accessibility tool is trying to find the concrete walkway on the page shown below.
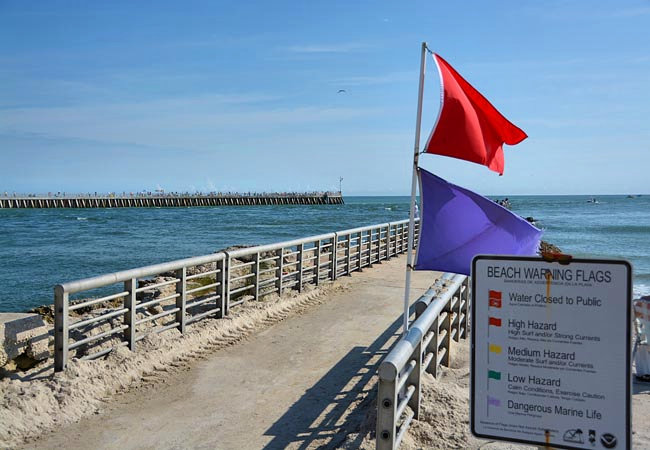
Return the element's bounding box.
[29,256,440,450]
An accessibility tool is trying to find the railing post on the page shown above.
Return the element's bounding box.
[376,376,398,450]
[217,258,226,318]
[54,285,68,372]
[374,228,379,263]
[442,301,452,367]
[276,248,284,296]
[253,252,260,301]
[297,243,304,292]
[427,317,440,378]
[331,236,338,281]
[407,343,422,419]
[368,229,374,267]
[414,220,419,247]
[462,277,471,339]
[406,222,410,252]
[346,234,352,275]
[315,239,322,286]
[176,267,187,334]
[124,278,137,350]
[387,224,393,259]
[396,223,401,253]
[453,290,461,343]
[355,232,361,271]
[225,256,232,315]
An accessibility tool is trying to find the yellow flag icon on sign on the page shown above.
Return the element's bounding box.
[489,344,502,354]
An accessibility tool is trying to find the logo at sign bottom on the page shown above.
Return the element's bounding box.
[600,432,617,448]
[563,429,584,444]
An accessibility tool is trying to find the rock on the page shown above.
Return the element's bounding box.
[540,241,562,254]
[186,262,217,276]
[28,304,55,324]
[0,313,50,368]
[147,305,164,315]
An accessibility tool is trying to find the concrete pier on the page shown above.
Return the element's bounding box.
[0,193,344,209]
[27,256,439,449]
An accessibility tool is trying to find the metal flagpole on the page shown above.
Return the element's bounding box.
[402,41,428,336]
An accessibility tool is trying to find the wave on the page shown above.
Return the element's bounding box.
[635,283,650,298]
[596,225,650,234]
[76,217,88,221]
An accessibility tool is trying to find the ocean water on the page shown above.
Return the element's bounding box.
[0,195,648,312]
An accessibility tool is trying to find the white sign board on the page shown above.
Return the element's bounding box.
[471,256,631,450]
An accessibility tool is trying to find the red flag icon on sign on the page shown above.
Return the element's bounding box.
[488,317,502,327]
[488,290,502,308]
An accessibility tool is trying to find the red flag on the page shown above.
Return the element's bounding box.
[488,290,502,308]
[488,317,502,327]
[424,54,527,175]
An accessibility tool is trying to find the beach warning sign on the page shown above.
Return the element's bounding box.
[470,256,632,450]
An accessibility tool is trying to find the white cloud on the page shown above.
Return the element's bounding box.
[284,43,371,54]
[0,95,386,153]
[610,6,650,17]
[330,71,415,86]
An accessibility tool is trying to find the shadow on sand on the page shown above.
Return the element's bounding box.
[263,309,413,449]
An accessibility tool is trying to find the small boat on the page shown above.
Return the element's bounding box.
[587,197,599,204]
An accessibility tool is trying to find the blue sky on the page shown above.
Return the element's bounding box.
[1,1,648,195]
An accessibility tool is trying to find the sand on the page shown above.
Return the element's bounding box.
[3,253,649,449]
[342,340,650,450]
[0,282,338,448]
[9,256,439,449]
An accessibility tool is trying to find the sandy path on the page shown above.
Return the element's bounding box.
[26,257,439,450]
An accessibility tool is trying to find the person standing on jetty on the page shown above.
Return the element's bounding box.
[635,296,650,381]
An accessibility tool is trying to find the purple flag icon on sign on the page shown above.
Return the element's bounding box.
[487,396,501,407]
[414,168,542,275]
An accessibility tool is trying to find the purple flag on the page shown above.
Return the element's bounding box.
[414,168,542,275]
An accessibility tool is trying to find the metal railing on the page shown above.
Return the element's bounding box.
[376,273,470,450]
[54,219,419,371]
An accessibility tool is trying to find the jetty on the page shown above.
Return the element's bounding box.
[3,218,475,449]
[4,218,649,449]
[0,192,343,209]
[29,256,445,449]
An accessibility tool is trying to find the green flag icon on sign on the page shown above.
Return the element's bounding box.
[488,370,501,380]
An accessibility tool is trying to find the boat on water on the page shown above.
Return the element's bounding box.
[587,197,599,204]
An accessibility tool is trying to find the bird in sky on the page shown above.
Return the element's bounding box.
[337,89,346,93]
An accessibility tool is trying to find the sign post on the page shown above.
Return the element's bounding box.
[471,256,631,450]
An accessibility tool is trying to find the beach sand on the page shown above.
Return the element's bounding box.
[344,341,650,450]
[0,282,342,448]
[2,253,648,449]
